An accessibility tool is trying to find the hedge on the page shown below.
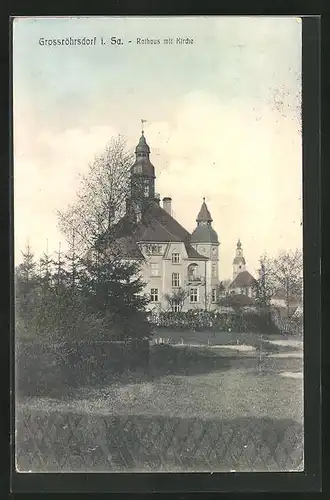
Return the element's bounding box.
[149,309,280,334]
[16,339,150,397]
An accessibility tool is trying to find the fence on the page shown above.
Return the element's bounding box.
[16,409,303,472]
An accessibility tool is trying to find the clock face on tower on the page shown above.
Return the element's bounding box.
[200,247,206,254]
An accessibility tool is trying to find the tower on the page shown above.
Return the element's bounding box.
[190,198,220,285]
[232,239,246,279]
[126,125,156,222]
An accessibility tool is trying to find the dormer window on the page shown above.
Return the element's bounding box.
[172,253,180,264]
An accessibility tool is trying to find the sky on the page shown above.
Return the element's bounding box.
[13,16,302,280]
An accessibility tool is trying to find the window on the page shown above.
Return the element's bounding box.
[150,288,159,302]
[172,252,180,264]
[144,180,149,197]
[188,263,198,281]
[212,264,217,277]
[190,288,198,302]
[173,300,180,312]
[172,273,180,287]
[151,263,160,277]
[211,289,217,303]
[145,244,163,255]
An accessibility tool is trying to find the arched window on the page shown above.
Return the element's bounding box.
[188,263,198,281]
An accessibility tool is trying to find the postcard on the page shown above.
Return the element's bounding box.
[13,15,303,473]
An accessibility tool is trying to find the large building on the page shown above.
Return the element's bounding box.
[107,130,258,312]
[108,130,220,312]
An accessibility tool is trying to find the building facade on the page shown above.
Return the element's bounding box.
[110,131,221,312]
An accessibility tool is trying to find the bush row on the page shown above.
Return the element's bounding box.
[149,309,280,334]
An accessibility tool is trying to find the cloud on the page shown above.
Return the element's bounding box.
[14,125,117,261]
[14,88,302,278]
[143,90,302,277]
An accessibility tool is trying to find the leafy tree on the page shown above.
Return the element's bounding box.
[56,134,152,341]
[79,253,151,340]
[253,253,278,309]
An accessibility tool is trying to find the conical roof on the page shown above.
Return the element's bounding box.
[135,132,150,155]
[191,198,218,243]
[196,198,213,222]
[131,132,155,177]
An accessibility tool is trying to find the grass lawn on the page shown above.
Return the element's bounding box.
[16,336,303,473]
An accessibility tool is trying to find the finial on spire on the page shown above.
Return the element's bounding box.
[203,197,205,203]
[141,118,147,134]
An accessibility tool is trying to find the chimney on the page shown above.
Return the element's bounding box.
[163,197,172,215]
[155,192,161,205]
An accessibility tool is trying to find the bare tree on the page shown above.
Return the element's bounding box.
[164,287,189,312]
[57,135,134,254]
[271,249,303,317]
[254,250,303,318]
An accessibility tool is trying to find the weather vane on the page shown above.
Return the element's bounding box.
[141,118,147,134]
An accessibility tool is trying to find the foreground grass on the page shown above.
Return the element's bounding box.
[16,339,303,473]
[19,367,303,423]
[16,368,303,472]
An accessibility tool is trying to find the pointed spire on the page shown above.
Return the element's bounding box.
[135,131,150,155]
[196,198,213,223]
[141,118,147,134]
[237,238,242,248]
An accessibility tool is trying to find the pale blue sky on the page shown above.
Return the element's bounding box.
[13,16,302,279]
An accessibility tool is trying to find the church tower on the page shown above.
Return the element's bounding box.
[232,239,246,279]
[126,125,156,222]
[190,198,220,284]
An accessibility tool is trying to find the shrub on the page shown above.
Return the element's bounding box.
[150,310,280,334]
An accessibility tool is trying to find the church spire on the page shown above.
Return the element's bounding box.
[232,238,246,279]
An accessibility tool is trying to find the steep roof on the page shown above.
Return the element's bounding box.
[190,225,219,244]
[191,198,219,243]
[229,270,256,288]
[220,294,256,307]
[196,199,212,222]
[109,201,208,260]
